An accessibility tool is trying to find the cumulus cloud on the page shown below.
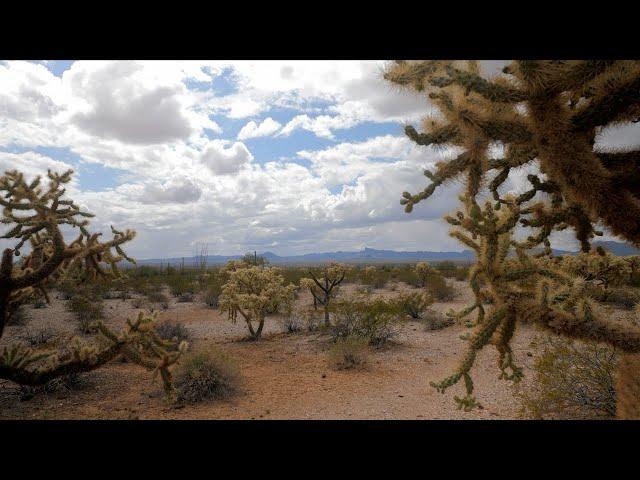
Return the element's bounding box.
[8,60,621,259]
[0,151,75,183]
[200,140,253,175]
[138,177,202,204]
[237,117,282,140]
[68,61,220,144]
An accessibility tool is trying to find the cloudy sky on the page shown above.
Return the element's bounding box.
[0,60,632,259]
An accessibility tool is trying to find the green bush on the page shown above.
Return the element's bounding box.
[517,336,618,419]
[424,274,456,301]
[328,335,369,370]
[330,296,399,347]
[174,347,240,403]
[394,291,432,319]
[68,295,104,333]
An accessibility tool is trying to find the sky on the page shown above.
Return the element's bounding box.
[0,60,635,259]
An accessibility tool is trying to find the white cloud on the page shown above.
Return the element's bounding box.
[138,177,202,204]
[237,117,282,140]
[200,140,253,175]
[0,151,75,183]
[67,61,220,144]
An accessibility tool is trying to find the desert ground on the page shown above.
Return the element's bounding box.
[0,278,565,420]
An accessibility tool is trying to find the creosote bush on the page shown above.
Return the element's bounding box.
[394,291,433,319]
[68,294,104,334]
[517,335,618,419]
[424,273,457,302]
[174,347,240,404]
[330,296,399,347]
[328,335,369,370]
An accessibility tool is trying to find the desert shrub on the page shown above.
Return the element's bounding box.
[146,290,170,309]
[297,308,322,332]
[394,291,432,319]
[68,295,104,333]
[424,274,456,301]
[203,285,220,308]
[422,309,455,331]
[20,327,56,347]
[330,296,399,347]
[391,267,420,287]
[177,292,195,303]
[328,335,369,370]
[19,372,88,400]
[358,266,388,289]
[7,305,31,326]
[517,336,618,419]
[167,275,198,297]
[154,319,192,349]
[174,347,240,403]
[453,267,470,282]
[588,286,640,309]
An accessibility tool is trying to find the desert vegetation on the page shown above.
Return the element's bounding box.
[2,60,640,420]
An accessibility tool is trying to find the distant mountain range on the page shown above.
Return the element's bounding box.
[134,241,640,267]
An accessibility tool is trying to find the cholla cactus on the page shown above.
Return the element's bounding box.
[219,264,295,339]
[0,169,186,390]
[415,261,436,288]
[386,61,640,416]
[300,262,350,326]
[556,251,631,290]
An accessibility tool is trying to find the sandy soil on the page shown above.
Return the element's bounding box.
[0,280,549,420]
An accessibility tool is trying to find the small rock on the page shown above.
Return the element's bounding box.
[321,374,326,379]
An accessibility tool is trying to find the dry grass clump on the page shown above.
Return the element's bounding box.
[517,335,618,419]
[19,327,57,347]
[422,309,455,331]
[19,373,89,401]
[174,347,240,403]
[328,335,369,370]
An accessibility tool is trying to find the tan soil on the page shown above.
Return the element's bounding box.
[0,280,572,419]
